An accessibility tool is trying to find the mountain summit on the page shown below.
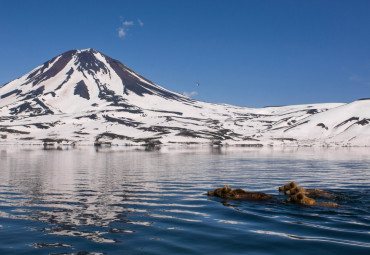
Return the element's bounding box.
[0,49,369,146]
[0,48,188,114]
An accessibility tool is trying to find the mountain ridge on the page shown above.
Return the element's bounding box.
[0,49,369,147]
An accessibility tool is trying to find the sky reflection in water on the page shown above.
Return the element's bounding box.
[0,146,369,254]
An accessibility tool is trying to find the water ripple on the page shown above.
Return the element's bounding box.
[0,147,369,254]
[251,230,370,248]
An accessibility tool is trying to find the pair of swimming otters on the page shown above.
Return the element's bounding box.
[207,182,340,207]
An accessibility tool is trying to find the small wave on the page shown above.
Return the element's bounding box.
[250,230,370,248]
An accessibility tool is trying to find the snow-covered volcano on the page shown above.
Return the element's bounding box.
[0,49,369,146]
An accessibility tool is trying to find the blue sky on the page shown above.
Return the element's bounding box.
[0,0,369,107]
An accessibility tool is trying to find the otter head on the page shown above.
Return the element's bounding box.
[279,181,297,192]
[208,185,232,198]
[285,186,305,195]
[286,192,315,206]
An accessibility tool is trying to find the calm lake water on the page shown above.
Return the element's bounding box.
[0,146,369,254]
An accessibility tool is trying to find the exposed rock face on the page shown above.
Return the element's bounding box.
[207,185,273,201]
[74,80,90,100]
[1,48,369,146]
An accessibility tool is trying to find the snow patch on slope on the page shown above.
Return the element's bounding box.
[0,49,369,147]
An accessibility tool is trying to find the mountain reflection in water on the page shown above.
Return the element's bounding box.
[0,146,369,254]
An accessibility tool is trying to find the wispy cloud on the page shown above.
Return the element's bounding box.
[349,73,370,86]
[183,91,198,98]
[118,27,126,38]
[123,21,134,26]
[118,17,143,39]
[349,74,362,82]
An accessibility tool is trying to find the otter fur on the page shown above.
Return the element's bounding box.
[279,182,337,199]
[208,182,340,208]
[207,185,273,201]
[286,192,340,207]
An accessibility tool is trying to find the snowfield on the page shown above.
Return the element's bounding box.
[0,49,369,147]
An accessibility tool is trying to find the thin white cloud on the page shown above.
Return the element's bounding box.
[118,18,143,39]
[183,91,198,97]
[349,73,370,86]
[349,74,362,82]
[123,21,134,26]
[118,27,126,38]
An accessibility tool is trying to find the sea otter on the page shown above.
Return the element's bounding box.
[208,182,340,207]
[207,185,273,201]
[279,181,337,199]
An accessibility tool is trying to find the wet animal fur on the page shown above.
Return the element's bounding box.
[286,192,315,205]
[279,182,340,207]
[285,192,340,207]
[208,182,340,208]
[207,185,273,201]
[279,182,337,199]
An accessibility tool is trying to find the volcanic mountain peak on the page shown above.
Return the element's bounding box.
[0,49,369,147]
[0,48,187,113]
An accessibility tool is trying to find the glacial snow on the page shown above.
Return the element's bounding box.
[0,49,369,147]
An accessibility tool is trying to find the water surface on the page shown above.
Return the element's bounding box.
[0,146,369,254]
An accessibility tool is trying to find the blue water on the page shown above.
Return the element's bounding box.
[0,146,369,254]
